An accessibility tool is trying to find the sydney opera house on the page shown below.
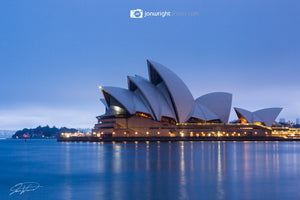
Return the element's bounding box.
[92,60,282,138]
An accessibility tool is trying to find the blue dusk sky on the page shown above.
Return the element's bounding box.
[1,1,300,130]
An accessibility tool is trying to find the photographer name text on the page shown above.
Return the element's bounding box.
[130,9,199,19]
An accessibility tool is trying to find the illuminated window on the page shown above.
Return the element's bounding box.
[161,116,176,125]
[135,112,152,119]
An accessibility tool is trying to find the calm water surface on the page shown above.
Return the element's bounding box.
[0,139,300,200]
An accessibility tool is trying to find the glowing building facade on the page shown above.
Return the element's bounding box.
[93,60,282,138]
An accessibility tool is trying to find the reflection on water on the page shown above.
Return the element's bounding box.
[217,142,224,200]
[1,140,300,200]
[179,142,187,200]
[63,142,72,200]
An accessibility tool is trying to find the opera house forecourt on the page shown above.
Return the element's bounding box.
[59,60,300,142]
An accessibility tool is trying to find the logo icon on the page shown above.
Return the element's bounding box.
[130,9,143,18]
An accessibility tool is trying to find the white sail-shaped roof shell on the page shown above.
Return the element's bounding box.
[127,75,176,120]
[147,60,194,123]
[195,92,232,123]
[188,103,220,121]
[100,98,108,108]
[234,107,253,123]
[252,114,263,123]
[253,108,283,127]
[234,107,282,127]
[101,86,152,116]
[98,60,283,127]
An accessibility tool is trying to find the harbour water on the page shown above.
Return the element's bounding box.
[1,139,300,200]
